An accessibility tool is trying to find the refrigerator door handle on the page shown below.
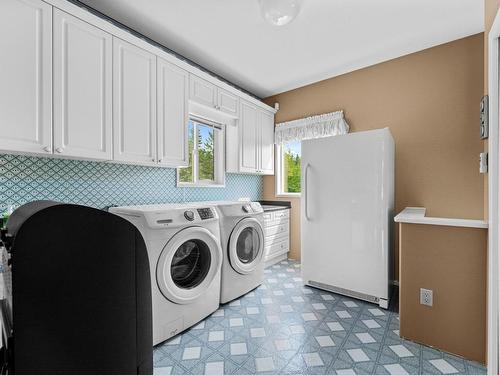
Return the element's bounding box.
[305,163,311,221]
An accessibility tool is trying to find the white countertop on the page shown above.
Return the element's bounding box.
[394,207,488,229]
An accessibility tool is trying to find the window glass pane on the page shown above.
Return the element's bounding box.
[198,123,215,182]
[282,140,301,193]
[178,121,194,183]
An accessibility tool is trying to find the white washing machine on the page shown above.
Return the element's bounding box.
[213,201,265,304]
[109,203,222,345]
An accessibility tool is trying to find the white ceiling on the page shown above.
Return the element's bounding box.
[78,0,484,98]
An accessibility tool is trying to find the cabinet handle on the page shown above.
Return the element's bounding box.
[43,146,51,153]
[158,159,162,163]
[55,148,63,153]
[152,158,155,162]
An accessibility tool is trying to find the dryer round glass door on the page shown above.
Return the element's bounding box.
[228,217,264,275]
[157,227,222,305]
[171,239,211,289]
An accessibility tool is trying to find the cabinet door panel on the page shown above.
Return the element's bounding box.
[239,101,258,173]
[157,58,189,167]
[259,111,275,175]
[189,75,216,108]
[113,38,156,164]
[53,9,112,160]
[0,0,52,154]
[218,88,239,117]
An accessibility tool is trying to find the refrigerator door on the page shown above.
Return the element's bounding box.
[301,128,393,304]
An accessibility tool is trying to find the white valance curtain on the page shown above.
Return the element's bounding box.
[274,110,350,144]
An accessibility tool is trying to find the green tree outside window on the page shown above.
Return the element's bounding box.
[282,140,301,193]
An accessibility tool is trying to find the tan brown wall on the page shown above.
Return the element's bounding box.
[399,223,487,363]
[263,34,485,278]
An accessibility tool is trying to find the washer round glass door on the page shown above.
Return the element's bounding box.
[228,218,264,275]
[157,227,222,305]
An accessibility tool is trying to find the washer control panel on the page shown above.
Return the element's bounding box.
[197,208,215,220]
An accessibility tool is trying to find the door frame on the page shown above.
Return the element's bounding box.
[488,10,500,375]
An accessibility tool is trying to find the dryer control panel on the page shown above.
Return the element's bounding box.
[242,202,264,214]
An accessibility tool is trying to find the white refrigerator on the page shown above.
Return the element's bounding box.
[301,128,394,308]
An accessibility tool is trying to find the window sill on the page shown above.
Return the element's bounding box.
[177,183,226,188]
[276,193,301,198]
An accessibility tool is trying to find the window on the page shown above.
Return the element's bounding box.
[276,140,301,196]
[177,117,225,187]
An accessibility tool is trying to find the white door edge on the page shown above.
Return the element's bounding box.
[488,11,500,375]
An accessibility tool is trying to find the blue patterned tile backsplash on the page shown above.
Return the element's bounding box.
[0,154,263,210]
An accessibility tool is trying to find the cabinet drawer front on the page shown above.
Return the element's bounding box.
[265,239,289,258]
[274,210,289,219]
[264,216,289,228]
[263,212,273,222]
[264,223,289,237]
[264,231,289,247]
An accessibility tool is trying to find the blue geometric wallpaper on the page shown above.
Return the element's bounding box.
[0,154,263,211]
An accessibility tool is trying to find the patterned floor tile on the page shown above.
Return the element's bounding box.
[153,259,486,375]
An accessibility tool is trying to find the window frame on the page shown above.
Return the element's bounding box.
[177,116,226,188]
[275,141,302,197]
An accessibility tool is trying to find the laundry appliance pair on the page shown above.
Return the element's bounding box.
[110,201,265,345]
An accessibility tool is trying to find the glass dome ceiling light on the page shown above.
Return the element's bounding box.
[259,0,302,26]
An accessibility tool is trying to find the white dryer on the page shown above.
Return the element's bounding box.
[214,201,265,304]
[110,204,222,345]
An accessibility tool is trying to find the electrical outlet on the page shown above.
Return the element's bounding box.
[420,288,433,307]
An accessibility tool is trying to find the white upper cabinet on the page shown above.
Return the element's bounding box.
[190,75,240,117]
[157,58,189,167]
[189,75,217,109]
[113,38,157,165]
[0,0,52,155]
[226,99,275,175]
[259,110,275,175]
[53,9,112,160]
[1,0,275,169]
[239,101,259,173]
[217,88,239,117]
